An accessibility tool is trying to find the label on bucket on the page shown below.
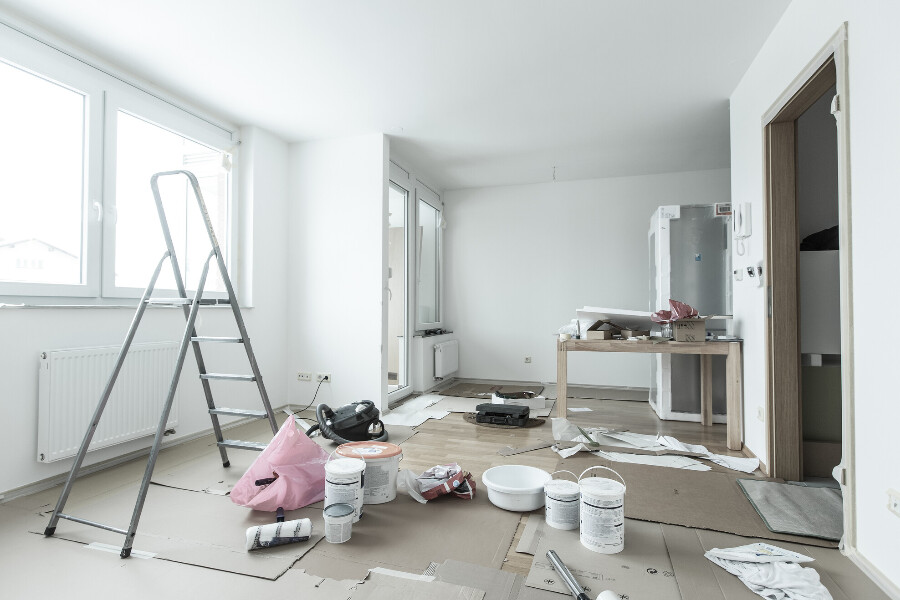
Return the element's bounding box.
[580,496,625,553]
[545,493,579,530]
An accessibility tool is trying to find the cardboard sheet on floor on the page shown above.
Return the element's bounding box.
[544,385,648,401]
[522,517,681,599]
[431,396,554,418]
[554,454,838,548]
[659,525,863,600]
[434,560,524,600]
[294,491,520,578]
[31,483,324,579]
[350,569,485,600]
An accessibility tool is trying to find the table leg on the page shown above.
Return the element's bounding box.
[700,354,713,426]
[726,342,743,451]
[557,340,567,418]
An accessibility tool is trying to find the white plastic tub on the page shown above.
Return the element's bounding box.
[482,465,552,511]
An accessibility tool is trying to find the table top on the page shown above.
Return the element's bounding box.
[559,337,740,355]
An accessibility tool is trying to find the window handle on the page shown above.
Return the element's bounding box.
[93,201,103,222]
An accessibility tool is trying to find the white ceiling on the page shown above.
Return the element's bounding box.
[0,0,789,191]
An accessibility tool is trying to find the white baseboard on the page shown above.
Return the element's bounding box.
[845,546,900,600]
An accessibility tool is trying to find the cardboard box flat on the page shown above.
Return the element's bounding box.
[434,560,524,600]
[516,516,883,600]
[673,318,707,342]
[554,454,838,548]
[32,483,324,579]
[294,490,520,578]
[351,569,485,600]
[523,518,681,599]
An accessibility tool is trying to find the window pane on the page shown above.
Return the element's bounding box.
[0,61,85,285]
[417,200,440,324]
[115,112,230,292]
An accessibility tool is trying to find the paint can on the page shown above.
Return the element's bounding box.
[323,503,355,544]
[336,441,402,504]
[325,455,367,522]
[578,466,626,554]
[544,470,580,530]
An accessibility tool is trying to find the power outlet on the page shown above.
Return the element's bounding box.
[297,372,311,382]
[889,489,900,518]
[316,373,332,382]
[524,356,532,364]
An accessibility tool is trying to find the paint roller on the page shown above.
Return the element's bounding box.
[546,550,619,600]
[245,506,313,551]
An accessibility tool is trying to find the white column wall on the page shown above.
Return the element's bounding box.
[287,134,388,413]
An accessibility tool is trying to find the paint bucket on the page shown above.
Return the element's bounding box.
[578,466,626,554]
[325,455,367,522]
[336,441,403,504]
[323,503,355,544]
[544,470,580,530]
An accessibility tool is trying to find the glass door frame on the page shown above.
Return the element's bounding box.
[387,161,415,404]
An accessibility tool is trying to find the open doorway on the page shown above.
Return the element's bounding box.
[763,29,854,547]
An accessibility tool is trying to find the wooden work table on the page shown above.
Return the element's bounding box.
[557,338,743,451]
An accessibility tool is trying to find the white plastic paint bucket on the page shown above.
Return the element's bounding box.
[544,470,580,530]
[336,441,402,504]
[325,455,367,523]
[578,466,626,554]
[323,503,354,544]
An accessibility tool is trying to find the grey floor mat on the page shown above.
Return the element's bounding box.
[738,478,843,541]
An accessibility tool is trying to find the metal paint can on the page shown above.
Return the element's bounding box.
[325,456,366,522]
[323,503,355,544]
[578,466,626,554]
[544,470,580,530]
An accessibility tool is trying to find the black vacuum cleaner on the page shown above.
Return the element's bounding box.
[305,400,389,445]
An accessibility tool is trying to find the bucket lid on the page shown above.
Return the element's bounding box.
[579,477,625,495]
[336,441,402,459]
[326,457,367,474]
[323,503,355,518]
[544,479,580,494]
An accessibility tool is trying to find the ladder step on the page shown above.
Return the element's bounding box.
[58,513,128,535]
[192,336,243,343]
[201,373,256,382]
[209,408,268,418]
[218,439,267,451]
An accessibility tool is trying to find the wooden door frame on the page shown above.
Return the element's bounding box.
[762,25,855,547]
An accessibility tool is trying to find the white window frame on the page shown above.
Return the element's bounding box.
[0,21,240,305]
[387,161,415,404]
[101,91,238,300]
[414,180,443,332]
[0,26,105,299]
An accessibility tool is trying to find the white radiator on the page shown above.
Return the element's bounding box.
[433,340,459,378]
[38,342,180,463]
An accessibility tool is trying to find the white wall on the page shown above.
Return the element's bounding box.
[846,0,900,589]
[0,125,291,495]
[287,134,389,412]
[443,169,731,388]
[731,0,900,591]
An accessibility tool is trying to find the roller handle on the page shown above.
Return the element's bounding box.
[546,550,590,600]
[276,507,284,523]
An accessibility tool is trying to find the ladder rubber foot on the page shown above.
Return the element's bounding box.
[222,461,230,468]
[120,548,131,559]
[44,526,56,537]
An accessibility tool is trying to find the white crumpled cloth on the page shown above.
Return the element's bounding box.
[705,543,832,600]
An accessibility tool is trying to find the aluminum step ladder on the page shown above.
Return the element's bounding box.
[44,170,278,558]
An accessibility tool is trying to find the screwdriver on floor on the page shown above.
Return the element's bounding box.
[546,550,592,600]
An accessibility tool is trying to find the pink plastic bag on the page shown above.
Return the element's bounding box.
[230,417,329,512]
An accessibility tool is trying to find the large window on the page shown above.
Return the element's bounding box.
[0,24,238,302]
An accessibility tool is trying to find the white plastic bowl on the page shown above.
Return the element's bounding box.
[481,465,552,511]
